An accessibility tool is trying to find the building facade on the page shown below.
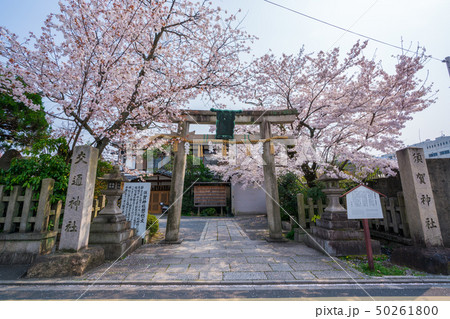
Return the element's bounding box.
[382,135,450,160]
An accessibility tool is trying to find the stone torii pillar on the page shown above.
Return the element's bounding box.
[260,119,284,240]
[164,121,189,243]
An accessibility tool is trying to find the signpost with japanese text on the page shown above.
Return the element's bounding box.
[59,146,99,251]
[396,147,443,247]
[344,185,384,270]
[120,183,151,237]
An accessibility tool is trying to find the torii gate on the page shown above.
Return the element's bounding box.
[164,109,298,243]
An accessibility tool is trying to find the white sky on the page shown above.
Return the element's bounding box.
[1,0,448,146]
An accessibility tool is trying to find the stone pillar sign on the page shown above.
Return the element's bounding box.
[396,147,443,247]
[59,146,99,251]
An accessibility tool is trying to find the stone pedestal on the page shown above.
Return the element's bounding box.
[306,211,380,256]
[88,166,141,260]
[305,175,380,256]
[89,213,141,260]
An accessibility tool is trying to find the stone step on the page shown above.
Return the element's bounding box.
[315,219,360,230]
[90,221,131,233]
[90,235,142,260]
[310,226,364,241]
[320,212,350,221]
[89,228,135,244]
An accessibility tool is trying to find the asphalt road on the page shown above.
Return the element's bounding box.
[0,283,448,300]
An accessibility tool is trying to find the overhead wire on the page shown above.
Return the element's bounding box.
[263,0,444,62]
[327,0,378,51]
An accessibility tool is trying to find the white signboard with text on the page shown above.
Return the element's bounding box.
[345,185,383,219]
[120,183,151,236]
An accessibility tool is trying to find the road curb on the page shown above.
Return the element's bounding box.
[1,277,449,286]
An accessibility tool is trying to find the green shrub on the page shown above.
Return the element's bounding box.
[201,207,216,216]
[146,214,159,236]
[0,152,70,204]
[278,172,305,221]
[285,229,295,240]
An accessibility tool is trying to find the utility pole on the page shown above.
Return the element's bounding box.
[444,57,450,77]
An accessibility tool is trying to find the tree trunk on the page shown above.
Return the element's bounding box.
[95,138,110,157]
[301,162,317,188]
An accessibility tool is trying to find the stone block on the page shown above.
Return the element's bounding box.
[89,221,131,233]
[264,271,295,280]
[26,247,104,278]
[315,219,360,230]
[89,228,134,244]
[305,235,380,257]
[321,212,349,221]
[391,246,450,275]
[89,235,142,260]
[281,221,291,231]
[0,231,58,264]
[426,158,450,248]
[294,228,307,242]
[310,226,364,240]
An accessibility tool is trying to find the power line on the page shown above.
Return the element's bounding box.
[263,0,443,62]
[327,0,378,51]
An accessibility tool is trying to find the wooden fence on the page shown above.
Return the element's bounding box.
[0,179,106,263]
[296,192,412,244]
[0,179,58,234]
[0,179,106,233]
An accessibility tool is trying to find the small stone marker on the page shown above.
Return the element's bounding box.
[59,146,99,251]
[120,183,151,237]
[345,185,384,219]
[396,147,443,247]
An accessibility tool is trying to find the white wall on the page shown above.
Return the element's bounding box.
[231,182,267,215]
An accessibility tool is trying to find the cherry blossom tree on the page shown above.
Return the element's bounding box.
[0,0,253,155]
[208,41,436,186]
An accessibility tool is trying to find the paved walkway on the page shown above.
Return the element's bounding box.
[75,218,369,283]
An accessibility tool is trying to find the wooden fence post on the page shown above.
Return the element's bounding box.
[389,197,399,234]
[307,197,314,222]
[317,199,324,216]
[53,200,63,232]
[380,197,389,231]
[296,193,306,229]
[397,192,410,238]
[3,186,20,232]
[34,178,54,233]
[19,187,33,232]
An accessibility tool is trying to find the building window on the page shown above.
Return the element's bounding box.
[429,153,438,157]
[439,150,450,155]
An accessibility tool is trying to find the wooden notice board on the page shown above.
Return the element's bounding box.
[194,185,227,207]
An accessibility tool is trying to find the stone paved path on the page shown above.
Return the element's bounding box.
[77,217,366,283]
[200,220,250,241]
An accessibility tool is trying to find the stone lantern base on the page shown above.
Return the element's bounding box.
[89,214,142,260]
[305,212,381,257]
